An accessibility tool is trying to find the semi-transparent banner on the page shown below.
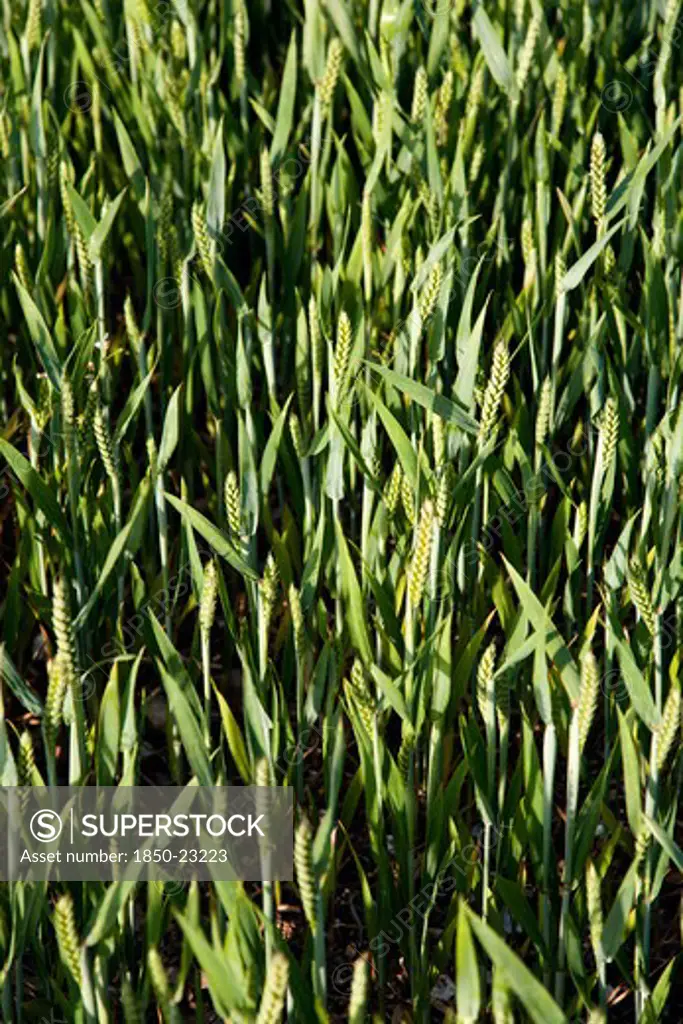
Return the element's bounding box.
[0,787,293,881]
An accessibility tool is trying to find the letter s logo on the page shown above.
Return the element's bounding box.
[30,809,63,842]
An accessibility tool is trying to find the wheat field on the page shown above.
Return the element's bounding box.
[1,0,683,1020]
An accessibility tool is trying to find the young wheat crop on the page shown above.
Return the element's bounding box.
[1,0,683,1021]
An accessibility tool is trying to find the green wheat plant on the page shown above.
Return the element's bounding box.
[1,0,683,1022]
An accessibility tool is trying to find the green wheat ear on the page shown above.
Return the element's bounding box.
[411,66,428,123]
[309,295,322,370]
[346,659,375,735]
[333,310,352,401]
[535,377,552,448]
[260,553,279,614]
[17,730,39,787]
[57,152,76,200]
[401,472,415,525]
[599,397,619,477]
[52,577,77,689]
[585,859,604,964]
[633,822,651,870]
[384,462,403,517]
[436,463,455,528]
[294,816,317,929]
[260,148,274,219]
[320,39,344,116]
[575,500,588,549]
[578,649,599,752]
[289,584,305,659]
[477,641,497,723]
[419,262,442,324]
[75,219,93,294]
[515,11,541,94]
[233,0,246,85]
[521,216,535,271]
[45,657,68,749]
[590,131,607,228]
[656,679,680,772]
[409,498,434,608]
[397,723,415,779]
[289,412,304,457]
[552,64,567,135]
[478,341,510,447]
[124,295,143,352]
[435,70,453,146]
[469,140,485,182]
[627,554,656,637]
[26,0,42,51]
[94,402,119,485]
[225,470,242,538]
[192,201,213,277]
[257,952,289,1024]
[54,894,82,985]
[199,560,218,634]
[60,375,76,459]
